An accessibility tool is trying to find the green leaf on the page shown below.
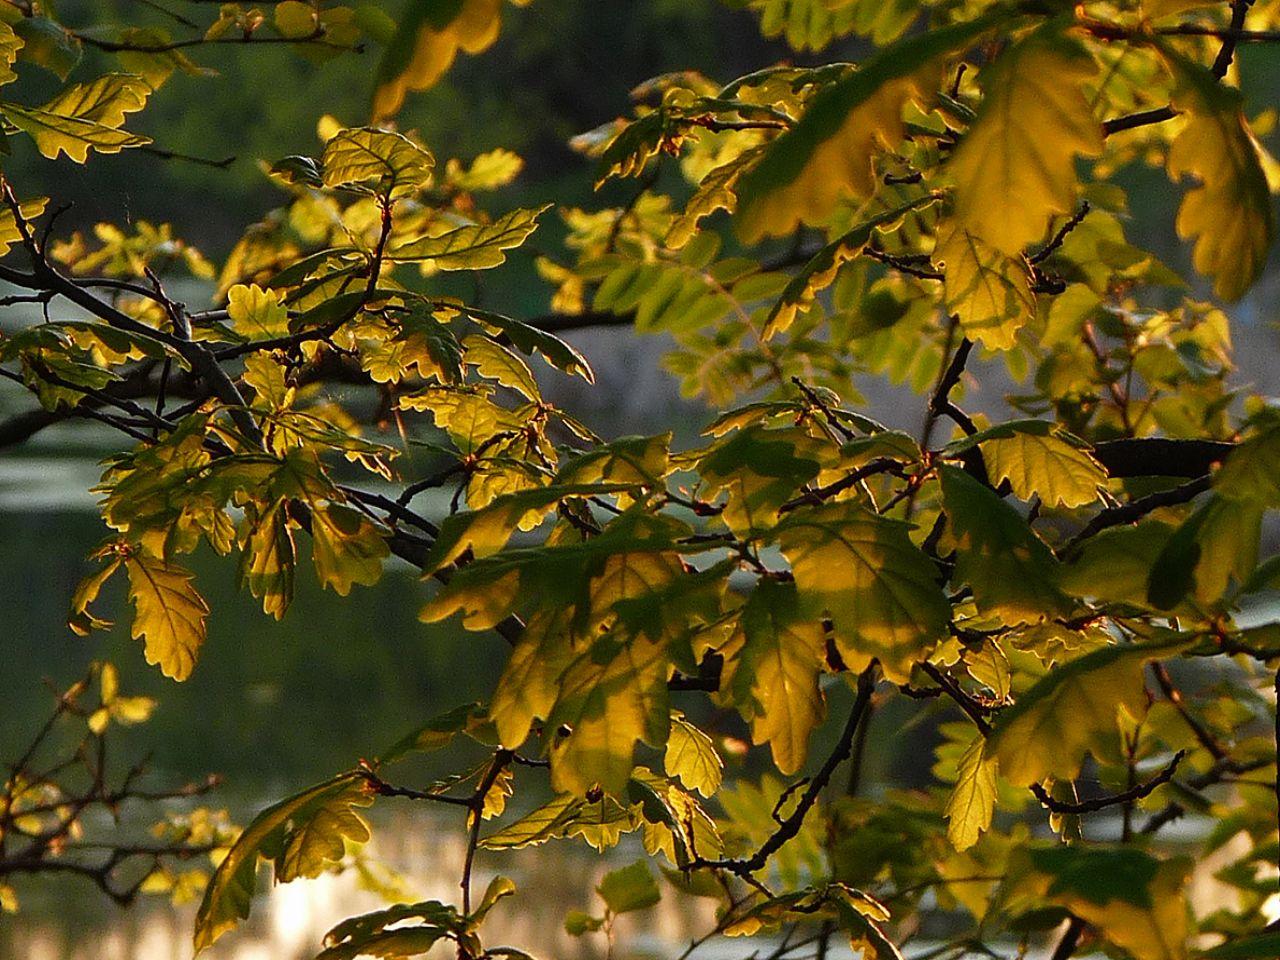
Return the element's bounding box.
[5,73,150,162]
[194,774,372,953]
[12,16,81,80]
[391,205,549,269]
[318,901,462,960]
[481,792,638,852]
[774,502,950,683]
[419,484,615,577]
[556,434,671,488]
[735,578,828,776]
[833,895,905,960]
[467,307,595,382]
[1026,845,1191,960]
[597,860,660,915]
[1060,521,1174,608]
[1214,418,1280,506]
[735,16,1001,241]
[939,465,1067,625]
[984,639,1185,787]
[470,875,516,924]
[564,910,605,935]
[381,702,491,762]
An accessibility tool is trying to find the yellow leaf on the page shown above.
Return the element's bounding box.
[945,734,997,851]
[463,334,540,400]
[445,148,524,191]
[0,20,24,86]
[736,17,998,242]
[947,25,1103,255]
[664,711,724,796]
[936,228,1034,350]
[372,0,529,120]
[1025,847,1191,960]
[983,639,1184,787]
[274,0,317,39]
[696,426,823,537]
[308,502,389,595]
[69,553,123,636]
[489,608,575,748]
[666,145,767,250]
[764,193,941,339]
[0,197,48,258]
[227,283,289,340]
[6,73,151,162]
[1062,861,1189,960]
[736,579,827,775]
[1165,57,1274,300]
[390,205,549,269]
[194,774,371,954]
[547,634,670,798]
[952,420,1106,509]
[321,126,434,199]
[774,502,950,683]
[239,505,296,620]
[125,551,209,682]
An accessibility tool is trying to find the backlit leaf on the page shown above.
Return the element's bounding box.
[764,194,941,339]
[774,502,950,683]
[950,420,1106,509]
[1164,54,1274,300]
[735,579,827,776]
[939,465,1066,625]
[227,283,290,340]
[664,712,724,797]
[547,634,670,797]
[945,733,997,852]
[194,774,372,953]
[125,550,209,682]
[597,860,660,915]
[6,73,151,162]
[321,126,434,199]
[936,228,1035,350]
[947,25,1103,255]
[735,18,999,242]
[984,639,1184,787]
[391,206,548,269]
[309,502,389,595]
[373,0,527,119]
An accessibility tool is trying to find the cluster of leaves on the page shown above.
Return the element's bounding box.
[3,1,1280,960]
[0,662,235,911]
